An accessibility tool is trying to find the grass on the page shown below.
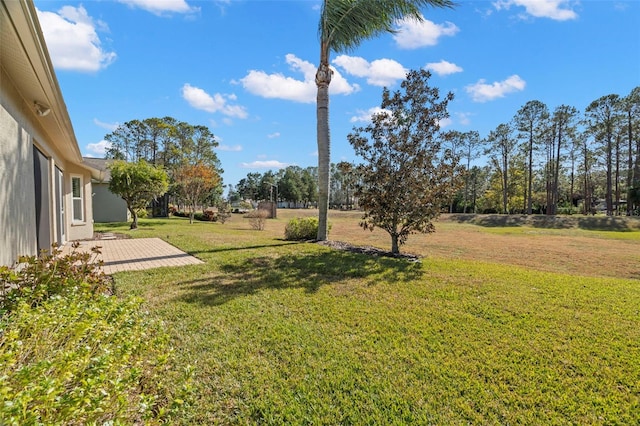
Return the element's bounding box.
[96,211,640,424]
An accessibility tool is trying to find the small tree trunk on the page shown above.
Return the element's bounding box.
[391,234,400,254]
[189,212,194,224]
[129,207,138,230]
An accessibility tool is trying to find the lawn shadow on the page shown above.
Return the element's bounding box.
[189,241,302,255]
[174,247,424,307]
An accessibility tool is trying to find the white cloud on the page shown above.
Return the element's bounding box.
[350,106,389,123]
[217,144,243,152]
[438,117,453,129]
[393,16,459,49]
[181,84,248,118]
[117,0,198,15]
[333,56,407,87]
[493,0,577,21]
[455,112,473,126]
[85,140,112,156]
[93,118,119,131]
[37,6,116,72]
[267,132,281,139]
[425,60,463,76]
[240,160,288,169]
[465,75,526,102]
[240,54,359,103]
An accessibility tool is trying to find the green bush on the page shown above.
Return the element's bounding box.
[284,217,329,240]
[136,208,149,219]
[0,246,192,425]
[0,243,110,315]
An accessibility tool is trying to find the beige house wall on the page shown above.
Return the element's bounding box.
[0,37,94,265]
[0,78,38,265]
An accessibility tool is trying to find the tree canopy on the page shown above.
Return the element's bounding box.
[108,160,169,229]
[348,69,458,254]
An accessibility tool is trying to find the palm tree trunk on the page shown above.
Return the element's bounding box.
[316,55,332,240]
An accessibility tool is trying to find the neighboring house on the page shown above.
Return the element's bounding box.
[0,0,98,266]
[83,157,130,223]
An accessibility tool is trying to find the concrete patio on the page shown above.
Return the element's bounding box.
[64,236,203,274]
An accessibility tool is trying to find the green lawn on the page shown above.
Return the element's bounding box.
[97,213,640,424]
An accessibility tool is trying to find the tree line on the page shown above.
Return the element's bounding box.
[105,117,224,225]
[468,87,640,215]
[233,86,639,217]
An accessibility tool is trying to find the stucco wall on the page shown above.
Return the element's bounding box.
[0,97,38,266]
[1,67,93,265]
[92,183,129,223]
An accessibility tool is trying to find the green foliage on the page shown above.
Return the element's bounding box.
[0,245,192,424]
[319,0,454,54]
[284,217,329,240]
[105,117,221,172]
[0,243,110,315]
[108,160,169,229]
[349,69,457,253]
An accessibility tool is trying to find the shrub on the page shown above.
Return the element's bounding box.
[284,217,329,241]
[203,209,217,221]
[0,245,193,424]
[0,243,110,315]
[216,205,232,224]
[136,208,148,219]
[245,209,269,231]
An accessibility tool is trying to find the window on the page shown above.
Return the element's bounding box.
[71,176,84,222]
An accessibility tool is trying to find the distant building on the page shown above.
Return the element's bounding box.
[1,0,98,265]
[83,157,130,223]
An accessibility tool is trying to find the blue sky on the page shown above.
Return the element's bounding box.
[34,0,639,187]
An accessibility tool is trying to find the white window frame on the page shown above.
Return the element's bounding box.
[71,175,84,223]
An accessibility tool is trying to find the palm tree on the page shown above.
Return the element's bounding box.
[315,0,454,240]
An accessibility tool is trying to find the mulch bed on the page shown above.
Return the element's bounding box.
[317,240,421,261]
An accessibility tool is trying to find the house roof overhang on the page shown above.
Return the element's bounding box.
[1,0,83,164]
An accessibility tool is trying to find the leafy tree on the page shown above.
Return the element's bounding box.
[237,172,264,201]
[108,160,169,229]
[585,94,622,215]
[260,170,278,202]
[315,0,454,241]
[336,161,356,209]
[441,131,466,212]
[173,163,221,224]
[544,105,578,214]
[485,123,516,214]
[348,69,456,254]
[457,130,482,213]
[513,100,549,214]
[622,86,640,214]
[279,166,304,206]
[301,167,318,208]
